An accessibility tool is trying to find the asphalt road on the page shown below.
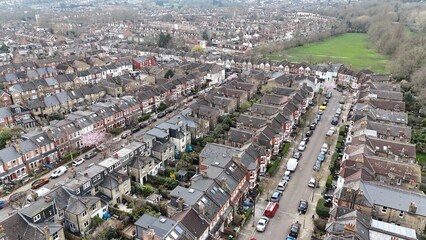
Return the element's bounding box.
[244,90,342,240]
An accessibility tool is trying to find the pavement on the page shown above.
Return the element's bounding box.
[239,89,352,240]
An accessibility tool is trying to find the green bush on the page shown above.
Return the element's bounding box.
[326,175,333,188]
[339,126,346,136]
[139,113,151,122]
[281,142,291,156]
[267,159,280,176]
[316,198,330,218]
[109,128,123,135]
[141,184,154,197]
[329,153,339,173]
[147,175,179,190]
[63,150,78,162]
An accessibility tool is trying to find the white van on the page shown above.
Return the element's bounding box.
[321,143,329,153]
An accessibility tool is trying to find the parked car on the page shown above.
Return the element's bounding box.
[317,152,326,162]
[112,137,121,143]
[139,122,148,129]
[165,108,173,114]
[31,178,50,189]
[0,200,4,209]
[51,166,67,178]
[157,112,166,118]
[308,177,316,188]
[318,109,324,115]
[84,151,97,159]
[289,222,301,238]
[302,137,309,145]
[270,191,282,202]
[316,114,321,121]
[321,143,329,153]
[298,141,306,151]
[326,127,336,136]
[313,160,322,171]
[277,180,288,192]
[331,117,339,125]
[282,170,291,182]
[121,130,131,139]
[336,108,342,115]
[256,217,269,232]
[339,98,345,104]
[298,200,308,214]
[309,123,316,130]
[72,158,85,167]
[305,130,313,137]
[292,152,302,160]
[96,144,106,151]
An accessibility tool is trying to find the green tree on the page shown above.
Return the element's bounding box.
[202,29,209,41]
[0,127,22,148]
[157,102,168,112]
[158,32,172,48]
[191,45,205,54]
[239,100,252,112]
[164,69,174,79]
[47,112,64,121]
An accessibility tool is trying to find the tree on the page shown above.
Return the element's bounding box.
[260,83,274,95]
[158,32,172,48]
[0,127,22,148]
[202,29,209,41]
[81,131,106,147]
[47,112,64,121]
[9,191,28,210]
[239,101,252,112]
[157,102,168,112]
[164,69,174,79]
[191,45,205,54]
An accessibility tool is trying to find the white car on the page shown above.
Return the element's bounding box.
[256,217,269,232]
[72,158,85,167]
[298,141,306,151]
[277,180,288,192]
[112,137,121,143]
[321,143,329,153]
[51,166,67,178]
[326,127,336,136]
[308,177,316,188]
[282,170,291,182]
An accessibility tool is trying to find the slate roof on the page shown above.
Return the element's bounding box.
[170,186,203,206]
[0,107,12,118]
[172,208,209,239]
[0,213,45,240]
[0,146,21,162]
[228,128,253,145]
[199,143,241,168]
[237,113,268,130]
[360,181,426,216]
[250,103,281,117]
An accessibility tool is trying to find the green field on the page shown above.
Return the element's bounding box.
[266,33,389,73]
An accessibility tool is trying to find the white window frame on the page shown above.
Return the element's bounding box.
[33,214,41,222]
[83,181,91,190]
[399,211,404,218]
[76,188,80,194]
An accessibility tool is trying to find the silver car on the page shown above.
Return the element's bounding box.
[256,217,269,232]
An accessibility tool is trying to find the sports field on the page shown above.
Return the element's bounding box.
[266,33,389,73]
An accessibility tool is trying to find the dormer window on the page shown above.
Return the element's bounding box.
[33,214,41,222]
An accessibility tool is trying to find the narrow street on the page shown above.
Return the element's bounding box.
[239,89,344,240]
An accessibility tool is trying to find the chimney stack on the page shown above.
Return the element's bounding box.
[177,197,184,211]
[84,172,89,178]
[117,175,123,184]
[408,202,417,214]
[221,177,227,189]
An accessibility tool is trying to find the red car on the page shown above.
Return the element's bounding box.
[31,178,49,189]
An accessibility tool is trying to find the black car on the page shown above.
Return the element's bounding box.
[309,123,316,130]
[289,222,301,238]
[305,130,313,137]
[298,200,308,214]
[139,122,148,129]
[165,108,173,114]
[331,117,339,125]
[131,127,140,133]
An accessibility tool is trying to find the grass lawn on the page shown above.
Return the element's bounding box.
[266,33,389,73]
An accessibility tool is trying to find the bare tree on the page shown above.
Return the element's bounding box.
[9,191,29,210]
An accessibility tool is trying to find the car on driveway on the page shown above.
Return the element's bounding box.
[308,177,316,188]
[313,160,322,171]
[298,141,306,151]
[270,191,282,202]
[292,151,302,160]
[317,152,326,162]
[84,151,97,159]
[72,158,85,167]
[256,217,269,232]
[305,130,313,137]
[298,200,308,214]
[31,178,50,189]
[51,166,67,178]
